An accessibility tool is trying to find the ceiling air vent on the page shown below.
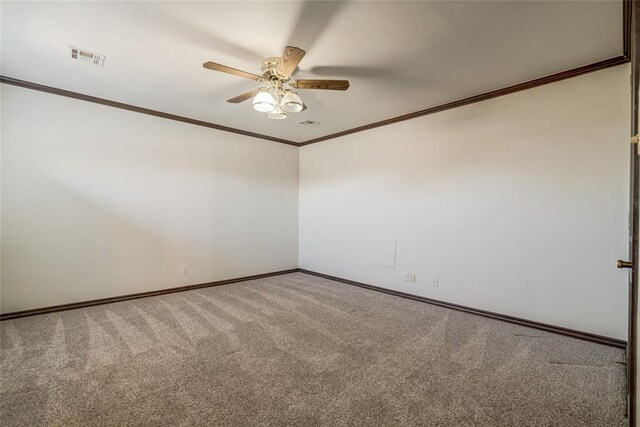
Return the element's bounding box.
[68,46,105,66]
[298,120,321,127]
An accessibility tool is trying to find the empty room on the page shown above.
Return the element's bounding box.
[2,1,640,426]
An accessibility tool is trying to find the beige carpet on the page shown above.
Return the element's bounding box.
[0,272,627,426]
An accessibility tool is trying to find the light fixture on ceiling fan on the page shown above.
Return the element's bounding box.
[203,46,350,120]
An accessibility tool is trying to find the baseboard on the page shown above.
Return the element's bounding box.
[298,269,627,349]
[0,269,299,320]
[2,267,628,350]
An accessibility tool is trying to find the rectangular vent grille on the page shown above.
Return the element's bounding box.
[68,46,105,66]
[298,120,321,127]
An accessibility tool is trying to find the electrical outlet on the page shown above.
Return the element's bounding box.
[182,265,189,275]
[409,273,416,283]
[403,272,409,282]
[433,276,439,287]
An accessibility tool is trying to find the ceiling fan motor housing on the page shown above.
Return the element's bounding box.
[203,46,349,119]
[261,57,284,80]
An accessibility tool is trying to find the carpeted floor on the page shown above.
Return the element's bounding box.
[0,272,627,426]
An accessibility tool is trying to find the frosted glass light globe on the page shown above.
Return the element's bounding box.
[280,92,304,113]
[268,109,287,120]
[253,91,276,113]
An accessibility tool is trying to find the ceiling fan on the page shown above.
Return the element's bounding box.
[203,46,350,120]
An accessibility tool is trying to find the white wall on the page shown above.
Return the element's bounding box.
[1,85,299,313]
[299,65,631,340]
[1,64,632,340]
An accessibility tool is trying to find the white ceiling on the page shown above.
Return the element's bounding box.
[1,1,623,143]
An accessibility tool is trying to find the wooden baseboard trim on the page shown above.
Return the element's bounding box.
[2,267,627,349]
[298,269,627,349]
[0,269,299,320]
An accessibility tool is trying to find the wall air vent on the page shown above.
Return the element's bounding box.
[68,46,105,66]
[298,120,321,127]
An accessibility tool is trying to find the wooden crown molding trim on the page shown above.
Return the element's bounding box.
[0,269,299,320]
[4,57,627,150]
[0,75,298,147]
[299,56,630,146]
[1,1,631,148]
[299,269,627,349]
[301,0,631,146]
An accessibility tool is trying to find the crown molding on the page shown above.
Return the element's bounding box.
[300,0,631,146]
[3,57,629,149]
[0,75,299,147]
[1,1,631,148]
[299,56,630,146]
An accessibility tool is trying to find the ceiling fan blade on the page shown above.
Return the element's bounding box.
[287,2,345,54]
[227,88,261,103]
[293,79,350,91]
[277,46,306,77]
[203,62,263,81]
